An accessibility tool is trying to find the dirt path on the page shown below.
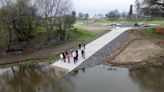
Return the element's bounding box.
[0,25,111,65]
[110,39,164,64]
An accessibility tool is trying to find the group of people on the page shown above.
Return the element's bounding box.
[60,43,86,64]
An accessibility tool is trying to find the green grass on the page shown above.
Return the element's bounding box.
[77,19,164,26]
[69,27,95,41]
[145,28,158,36]
[74,23,86,29]
[32,25,95,41]
[145,20,164,26]
[77,18,136,24]
[144,28,164,38]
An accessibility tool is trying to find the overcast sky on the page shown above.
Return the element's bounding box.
[72,0,136,17]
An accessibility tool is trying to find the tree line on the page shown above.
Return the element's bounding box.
[78,12,89,20]
[0,0,76,52]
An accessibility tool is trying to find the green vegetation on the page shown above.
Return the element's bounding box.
[0,0,75,51]
[0,27,95,67]
[145,20,164,26]
[33,26,47,35]
[77,18,136,24]
[69,28,95,41]
[31,24,95,41]
[0,28,7,45]
[145,28,158,35]
[0,56,60,68]
[144,28,164,37]
[77,18,164,27]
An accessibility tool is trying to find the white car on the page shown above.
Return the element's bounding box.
[138,22,144,26]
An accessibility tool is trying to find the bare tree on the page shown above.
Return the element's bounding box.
[34,0,60,42]
[54,0,74,40]
[34,0,72,42]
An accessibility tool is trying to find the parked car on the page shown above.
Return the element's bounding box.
[134,22,144,26]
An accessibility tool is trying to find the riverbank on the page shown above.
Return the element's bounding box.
[104,27,164,68]
[0,25,112,66]
[73,27,164,70]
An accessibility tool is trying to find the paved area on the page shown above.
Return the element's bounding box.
[51,27,132,72]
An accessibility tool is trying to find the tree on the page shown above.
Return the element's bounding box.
[143,0,164,11]
[0,0,74,52]
[35,0,61,42]
[11,0,37,42]
[78,12,84,20]
[135,0,142,19]
[105,9,120,21]
[34,0,73,42]
[121,11,128,19]
[0,0,38,51]
[129,4,133,15]
[55,12,76,40]
[71,11,76,23]
[84,13,89,20]
[96,14,104,19]
[128,4,133,19]
[136,0,164,17]
[135,0,141,14]
[0,0,13,51]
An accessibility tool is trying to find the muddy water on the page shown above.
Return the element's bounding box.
[0,63,164,92]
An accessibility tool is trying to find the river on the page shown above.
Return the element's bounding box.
[0,63,164,92]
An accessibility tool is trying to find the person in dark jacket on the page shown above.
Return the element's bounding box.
[76,50,79,62]
[81,49,85,59]
[78,44,81,50]
[62,52,66,62]
[83,43,86,50]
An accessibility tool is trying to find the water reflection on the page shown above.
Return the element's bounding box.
[0,64,71,92]
[129,66,164,92]
[1,63,164,92]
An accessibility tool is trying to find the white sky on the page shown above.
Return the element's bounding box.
[72,0,136,17]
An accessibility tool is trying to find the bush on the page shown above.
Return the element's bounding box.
[145,28,159,36]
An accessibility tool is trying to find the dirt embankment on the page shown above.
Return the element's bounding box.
[105,28,164,68]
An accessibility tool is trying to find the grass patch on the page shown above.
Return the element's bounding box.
[77,19,136,24]
[77,19,164,26]
[145,28,158,36]
[74,23,86,29]
[145,20,164,26]
[69,27,95,41]
[144,28,164,38]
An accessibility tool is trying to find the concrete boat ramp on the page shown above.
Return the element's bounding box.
[50,27,132,78]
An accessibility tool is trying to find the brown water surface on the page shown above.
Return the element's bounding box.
[0,63,164,92]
